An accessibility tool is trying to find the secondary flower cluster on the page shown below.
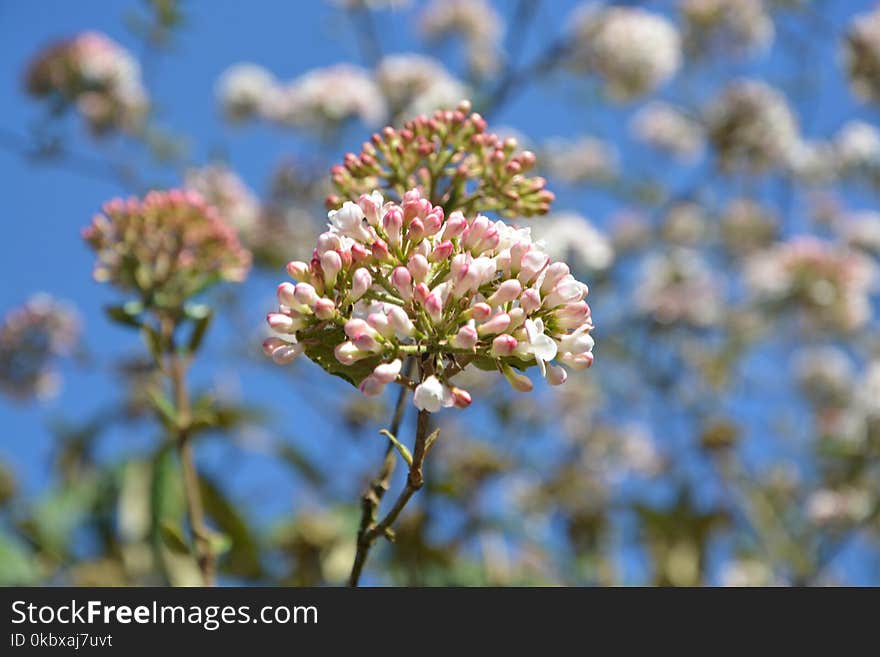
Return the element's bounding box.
[419,0,504,78]
[680,0,774,56]
[843,6,880,104]
[83,190,251,307]
[263,188,595,412]
[218,63,386,132]
[746,236,877,332]
[631,102,705,160]
[25,31,148,135]
[705,79,799,172]
[0,294,79,401]
[568,6,682,101]
[376,54,469,122]
[328,101,554,219]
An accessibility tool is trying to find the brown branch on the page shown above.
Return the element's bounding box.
[348,392,434,587]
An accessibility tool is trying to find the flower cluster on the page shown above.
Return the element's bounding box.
[680,0,775,56]
[569,6,682,101]
[376,54,469,121]
[630,102,705,160]
[263,188,595,412]
[328,101,553,218]
[419,0,504,78]
[0,295,79,400]
[25,31,148,135]
[705,79,799,172]
[217,63,386,133]
[746,236,877,331]
[843,6,880,104]
[83,190,251,307]
[635,249,722,327]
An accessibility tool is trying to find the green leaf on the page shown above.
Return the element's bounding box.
[302,327,382,387]
[379,429,413,466]
[198,474,262,579]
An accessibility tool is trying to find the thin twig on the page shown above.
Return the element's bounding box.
[349,383,434,587]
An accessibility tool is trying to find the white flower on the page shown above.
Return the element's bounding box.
[521,318,558,377]
[328,201,372,242]
[413,375,454,412]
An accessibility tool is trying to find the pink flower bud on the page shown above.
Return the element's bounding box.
[316,231,342,255]
[360,310,385,334]
[541,262,570,294]
[372,358,402,384]
[407,254,430,283]
[383,207,403,246]
[518,249,549,283]
[554,301,590,329]
[267,312,302,333]
[463,215,490,252]
[560,351,594,370]
[286,260,311,282]
[314,298,336,320]
[407,217,425,242]
[359,375,385,397]
[509,242,530,272]
[425,293,444,323]
[320,250,342,287]
[430,240,454,262]
[546,364,568,386]
[371,239,390,262]
[452,323,479,350]
[443,211,467,239]
[344,318,372,340]
[506,307,525,331]
[277,282,297,308]
[413,282,431,305]
[293,283,319,308]
[354,333,381,352]
[350,242,370,264]
[450,387,472,409]
[387,305,415,337]
[351,268,372,302]
[487,279,522,306]
[520,288,542,315]
[423,209,444,236]
[334,341,366,365]
[478,313,511,337]
[263,338,303,365]
[358,192,383,225]
[466,302,492,321]
[391,266,413,300]
[491,334,518,356]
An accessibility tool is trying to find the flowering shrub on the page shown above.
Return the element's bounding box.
[25,31,147,135]
[264,186,595,410]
